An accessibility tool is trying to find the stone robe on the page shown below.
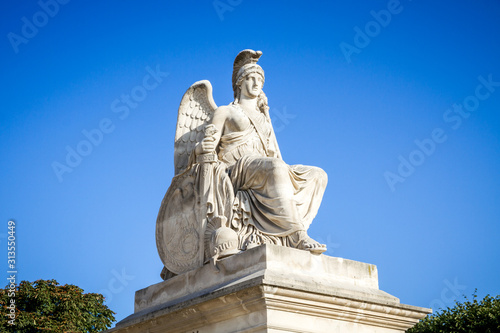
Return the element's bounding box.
[217,104,327,247]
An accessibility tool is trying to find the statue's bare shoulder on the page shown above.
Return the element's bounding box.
[213,104,234,117]
[212,104,249,134]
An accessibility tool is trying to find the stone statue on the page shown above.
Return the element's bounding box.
[156,50,328,279]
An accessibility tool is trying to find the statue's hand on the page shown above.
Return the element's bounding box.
[196,136,217,155]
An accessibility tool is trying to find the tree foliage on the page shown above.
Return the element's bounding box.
[408,292,500,333]
[1,279,115,332]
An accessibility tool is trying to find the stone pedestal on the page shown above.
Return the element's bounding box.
[106,244,430,333]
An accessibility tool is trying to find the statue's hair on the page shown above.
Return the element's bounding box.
[257,91,269,116]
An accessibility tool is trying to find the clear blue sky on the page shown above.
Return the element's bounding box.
[1,0,499,325]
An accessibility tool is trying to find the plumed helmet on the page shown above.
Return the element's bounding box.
[232,49,265,98]
[210,226,239,259]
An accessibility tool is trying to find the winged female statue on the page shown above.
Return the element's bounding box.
[156,50,328,279]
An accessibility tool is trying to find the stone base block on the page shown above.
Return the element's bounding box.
[106,244,430,333]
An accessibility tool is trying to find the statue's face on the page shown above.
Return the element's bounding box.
[240,73,263,99]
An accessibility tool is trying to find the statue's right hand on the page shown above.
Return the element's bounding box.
[196,136,216,154]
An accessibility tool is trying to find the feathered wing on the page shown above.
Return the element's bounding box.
[157,80,217,276]
[174,80,217,175]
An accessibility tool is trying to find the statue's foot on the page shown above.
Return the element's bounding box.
[295,231,327,255]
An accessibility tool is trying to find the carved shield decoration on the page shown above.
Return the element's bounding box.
[156,169,204,274]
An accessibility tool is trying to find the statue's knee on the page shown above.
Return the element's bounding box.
[316,168,328,184]
[267,158,288,173]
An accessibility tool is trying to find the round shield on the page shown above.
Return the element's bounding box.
[156,170,203,274]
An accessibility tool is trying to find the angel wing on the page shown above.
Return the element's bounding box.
[174,80,217,175]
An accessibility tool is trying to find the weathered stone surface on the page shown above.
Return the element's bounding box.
[106,245,430,333]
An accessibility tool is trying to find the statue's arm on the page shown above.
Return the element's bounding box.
[195,106,228,155]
